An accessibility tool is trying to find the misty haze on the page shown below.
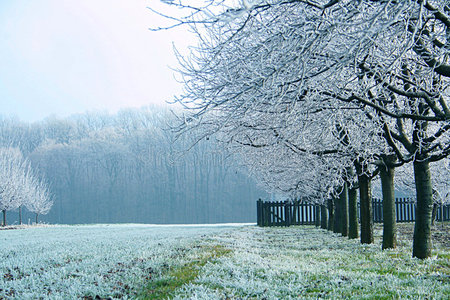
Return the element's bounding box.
[0,107,266,225]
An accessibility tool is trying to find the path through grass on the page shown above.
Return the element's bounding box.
[137,245,231,299]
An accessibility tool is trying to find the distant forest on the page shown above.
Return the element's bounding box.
[0,106,267,225]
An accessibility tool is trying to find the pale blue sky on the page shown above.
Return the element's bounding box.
[0,0,189,121]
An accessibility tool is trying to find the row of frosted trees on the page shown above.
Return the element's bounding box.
[155,0,449,258]
[0,106,266,224]
[0,147,52,226]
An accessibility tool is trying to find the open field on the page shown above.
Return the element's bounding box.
[0,224,238,299]
[1,223,449,299]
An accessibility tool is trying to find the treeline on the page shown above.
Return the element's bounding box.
[0,106,266,224]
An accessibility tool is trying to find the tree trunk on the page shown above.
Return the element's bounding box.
[359,174,374,244]
[2,209,6,227]
[327,199,334,231]
[320,204,328,229]
[412,160,433,259]
[380,164,397,250]
[35,213,39,225]
[340,183,349,237]
[333,195,341,234]
[315,205,321,227]
[19,205,22,225]
[348,186,358,239]
[431,203,438,226]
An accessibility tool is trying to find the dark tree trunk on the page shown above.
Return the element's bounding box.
[340,183,349,237]
[333,196,341,234]
[431,203,438,226]
[35,213,39,224]
[412,160,433,259]
[348,186,358,239]
[314,205,320,227]
[320,204,328,229]
[19,205,22,225]
[359,174,374,244]
[380,163,397,250]
[327,199,334,231]
[2,209,6,227]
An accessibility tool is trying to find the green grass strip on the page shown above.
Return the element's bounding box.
[137,245,231,300]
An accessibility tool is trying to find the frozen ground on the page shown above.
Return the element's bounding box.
[0,223,241,299]
[176,223,450,299]
[0,223,449,299]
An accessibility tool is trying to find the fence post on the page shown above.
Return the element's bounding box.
[273,201,277,226]
[379,198,384,222]
[409,198,415,222]
[267,202,272,226]
[285,201,291,226]
[263,202,269,227]
[302,202,306,225]
[292,201,298,225]
[395,198,400,222]
[257,199,262,226]
[315,205,320,227]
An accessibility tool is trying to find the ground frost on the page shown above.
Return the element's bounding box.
[174,225,449,299]
[1,224,448,299]
[0,224,233,299]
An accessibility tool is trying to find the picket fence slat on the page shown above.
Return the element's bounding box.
[257,198,450,227]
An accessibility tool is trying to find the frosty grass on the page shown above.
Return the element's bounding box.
[0,224,234,299]
[1,224,449,299]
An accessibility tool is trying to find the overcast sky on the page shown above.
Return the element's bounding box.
[0,0,191,122]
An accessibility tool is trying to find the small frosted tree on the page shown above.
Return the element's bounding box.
[0,148,25,226]
[0,147,53,226]
[25,180,53,224]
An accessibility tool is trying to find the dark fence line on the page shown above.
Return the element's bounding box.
[257,200,318,226]
[257,198,450,227]
[369,198,416,223]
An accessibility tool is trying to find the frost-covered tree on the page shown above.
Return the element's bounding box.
[155,0,383,242]
[25,180,53,224]
[0,148,24,225]
[0,147,53,226]
[155,0,449,258]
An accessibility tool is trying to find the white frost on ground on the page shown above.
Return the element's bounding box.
[0,224,239,299]
[174,226,450,299]
[1,224,448,299]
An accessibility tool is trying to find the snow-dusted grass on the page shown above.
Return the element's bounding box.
[175,224,450,299]
[0,224,237,299]
[1,223,449,299]
[138,244,232,299]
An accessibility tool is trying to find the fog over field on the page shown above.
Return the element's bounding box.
[0,107,267,225]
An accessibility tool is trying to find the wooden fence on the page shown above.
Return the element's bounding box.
[257,198,450,227]
[256,200,317,227]
[371,198,450,223]
[371,198,416,223]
